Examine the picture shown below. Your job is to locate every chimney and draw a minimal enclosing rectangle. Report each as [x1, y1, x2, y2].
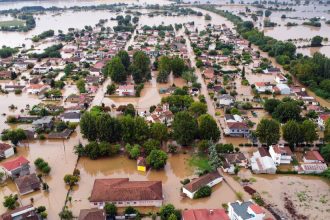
[209, 209, 213, 215]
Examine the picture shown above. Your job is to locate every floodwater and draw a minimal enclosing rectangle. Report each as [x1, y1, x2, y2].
[0, 0, 171, 10]
[70, 154, 239, 216]
[239, 169, 330, 219]
[0, 131, 81, 217]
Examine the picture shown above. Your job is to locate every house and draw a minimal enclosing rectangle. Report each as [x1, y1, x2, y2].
[254, 82, 273, 93]
[0, 205, 38, 220]
[317, 113, 330, 130]
[1, 156, 30, 178]
[224, 114, 243, 123]
[303, 150, 325, 163]
[116, 85, 135, 96]
[137, 157, 147, 172]
[203, 68, 215, 80]
[26, 84, 50, 94]
[219, 94, 235, 106]
[228, 200, 265, 220]
[250, 148, 276, 174]
[272, 84, 290, 95]
[296, 163, 328, 174]
[182, 209, 229, 220]
[15, 173, 41, 195]
[0, 143, 15, 159]
[0, 71, 12, 80]
[224, 122, 249, 137]
[222, 153, 249, 174]
[274, 74, 287, 84]
[78, 209, 106, 220]
[61, 112, 81, 123]
[4, 84, 25, 92]
[147, 104, 174, 126]
[182, 171, 223, 199]
[33, 64, 50, 74]
[269, 145, 293, 165]
[32, 116, 53, 130]
[90, 178, 163, 208]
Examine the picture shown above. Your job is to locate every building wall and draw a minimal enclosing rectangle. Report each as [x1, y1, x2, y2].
[4, 148, 14, 159]
[91, 200, 163, 209]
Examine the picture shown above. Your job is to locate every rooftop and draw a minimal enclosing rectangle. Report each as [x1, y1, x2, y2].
[90, 178, 163, 202]
[183, 209, 229, 220]
[183, 171, 222, 193]
[1, 156, 29, 171]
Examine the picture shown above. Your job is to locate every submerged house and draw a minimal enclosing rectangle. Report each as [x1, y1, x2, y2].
[228, 200, 265, 220]
[182, 171, 223, 199]
[15, 173, 41, 195]
[90, 178, 163, 208]
[1, 156, 30, 178]
[250, 148, 276, 174]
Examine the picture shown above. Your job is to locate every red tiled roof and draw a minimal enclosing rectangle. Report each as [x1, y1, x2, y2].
[90, 178, 163, 202]
[272, 145, 293, 156]
[227, 122, 248, 130]
[1, 156, 29, 171]
[320, 114, 330, 122]
[183, 209, 229, 220]
[304, 151, 324, 163]
[258, 147, 271, 157]
[249, 204, 264, 214]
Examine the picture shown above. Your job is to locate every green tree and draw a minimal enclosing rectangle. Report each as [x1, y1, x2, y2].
[208, 142, 222, 171]
[59, 208, 73, 220]
[130, 51, 151, 83]
[106, 84, 116, 95]
[104, 203, 117, 216]
[117, 50, 130, 70]
[311, 35, 323, 47]
[143, 139, 160, 155]
[150, 122, 168, 143]
[157, 56, 171, 83]
[171, 56, 186, 77]
[188, 102, 207, 117]
[301, 120, 318, 144]
[198, 114, 220, 141]
[321, 144, 330, 162]
[324, 118, 330, 142]
[172, 111, 198, 145]
[3, 194, 18, 210]
[146, 150, 168, 169]
[168, 214, 177, 220]
[80, 112, 98, 141]
[2, 128, 27, 146]
[76, 79, 86, 93]
[193, 185, 212, 199]
[63, 174, 79, 186]
[272, 101, 301, 123]
[96, 113, 122, 143]
[106, 56, 126, 83]
[128, 145, 140, 159]
[265, 10, 272, 17]
[282, 120, 303, 148]
[159, 204, 180, 220]
[256, 119, 280, 146]
[264, 98, 281, 114]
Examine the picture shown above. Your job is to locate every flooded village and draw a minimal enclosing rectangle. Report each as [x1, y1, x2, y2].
[0, 0, 330, 220]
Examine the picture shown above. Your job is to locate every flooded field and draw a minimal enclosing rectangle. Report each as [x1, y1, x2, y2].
[70, 153, 239, 216]
[239, 169, 330, 219]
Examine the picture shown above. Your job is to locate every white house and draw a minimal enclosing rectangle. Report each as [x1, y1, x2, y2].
[275, 74, 288, 84]
[219, 94, 235, 106]
[303, 150, 325, 163]
[182, 171, 223, 199]
[26, 84, 50, 95]
[251, 148, 276, 174]
[224, 114, 243, 123]
[296, 163, 328, 174]
[317, 113, 330, 130]
[0, 143, 14, 159]
[269, 145, 293, 165]
[147, 104, 174, 126]
[273, 84, 290, 95]
[228, 200, 265, 220]
[116, 85, 135, 96]
[60, 112, 81, 123]
[224, 122, 250, 137]
[33, 64, 50, 74]
[254, 82, 273, 93]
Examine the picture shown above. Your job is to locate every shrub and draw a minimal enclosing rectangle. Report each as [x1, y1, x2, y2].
[193, 186, 212, 199]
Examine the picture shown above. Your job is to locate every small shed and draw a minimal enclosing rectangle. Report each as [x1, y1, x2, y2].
[137, 157, 147, 172]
